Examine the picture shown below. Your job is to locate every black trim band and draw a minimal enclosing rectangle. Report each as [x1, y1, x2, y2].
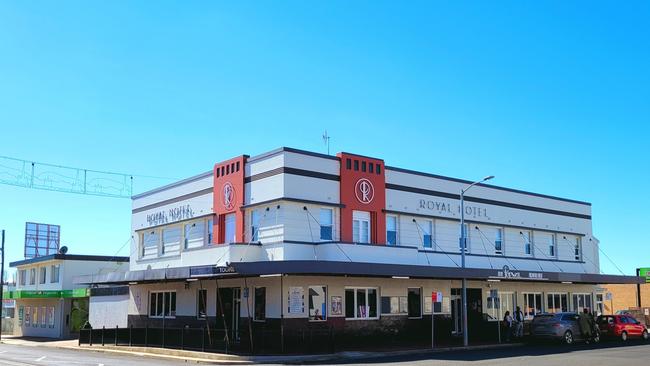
[386, 184, 591, 220]
[245, 167, 339, 183]
[242, 197, 344, 209]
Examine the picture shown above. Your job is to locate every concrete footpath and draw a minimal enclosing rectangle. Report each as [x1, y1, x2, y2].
[0, 336, 524, 364]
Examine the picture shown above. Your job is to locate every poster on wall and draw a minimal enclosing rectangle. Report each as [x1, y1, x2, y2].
[331, 296, 342, 316]
[288, 287, 304, 314]
[424, 296, 432, 314]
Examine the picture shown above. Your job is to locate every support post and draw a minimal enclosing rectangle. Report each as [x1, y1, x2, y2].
[280, 274, 285, 353]
[461, 190, 468, 347]
[101, 326, 105, 346]
[637, 268, 642, 308]
[129, 325, 132, 347]
[0, 230, 5, 342]
[115, 325, 118, 346]
[89, 326, 93, 346]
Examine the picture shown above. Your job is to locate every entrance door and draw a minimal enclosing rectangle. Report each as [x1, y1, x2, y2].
[217, 288, 241, 343]
[451, 290, 462, 335]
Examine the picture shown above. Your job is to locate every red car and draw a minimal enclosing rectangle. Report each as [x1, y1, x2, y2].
[597, 315, 649, 341]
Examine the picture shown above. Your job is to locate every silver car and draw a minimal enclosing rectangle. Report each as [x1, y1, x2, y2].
[530, 312, 599, 344]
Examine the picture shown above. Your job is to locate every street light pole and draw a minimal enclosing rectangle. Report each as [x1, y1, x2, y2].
[461, 175, 494, 347]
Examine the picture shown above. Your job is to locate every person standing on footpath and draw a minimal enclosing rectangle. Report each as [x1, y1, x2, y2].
[514, 306, 525, 339]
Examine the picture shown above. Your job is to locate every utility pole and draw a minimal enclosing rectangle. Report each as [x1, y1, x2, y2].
[0, 230, 5, 341]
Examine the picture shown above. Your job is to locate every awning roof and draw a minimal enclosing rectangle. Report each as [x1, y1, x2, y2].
[74, 260, 643, 286]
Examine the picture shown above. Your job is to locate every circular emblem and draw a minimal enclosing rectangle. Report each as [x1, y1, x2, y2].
[222, 182, 236, 210]
[355, 178, 375, 204]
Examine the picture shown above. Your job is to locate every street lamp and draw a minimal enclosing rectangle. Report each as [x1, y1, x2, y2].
[460, 175, 494, 347]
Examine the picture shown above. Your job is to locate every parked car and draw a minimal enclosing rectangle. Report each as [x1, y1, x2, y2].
[597, 315, 649, 341]
[530, 312, 599, 345]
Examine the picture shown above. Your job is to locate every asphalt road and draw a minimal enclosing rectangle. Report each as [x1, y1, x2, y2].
[1, 341, 650, 365]
[0, 343, 186, 366]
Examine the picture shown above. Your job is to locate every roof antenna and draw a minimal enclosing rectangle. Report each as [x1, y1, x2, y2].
[322, 130, 331, 155]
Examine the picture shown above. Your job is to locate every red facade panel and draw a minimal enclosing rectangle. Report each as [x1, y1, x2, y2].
[337, 153, 386, 244]
[212, 155, 248, 244]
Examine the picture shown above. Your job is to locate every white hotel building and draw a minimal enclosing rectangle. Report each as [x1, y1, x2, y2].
[81, 147, 640, 350]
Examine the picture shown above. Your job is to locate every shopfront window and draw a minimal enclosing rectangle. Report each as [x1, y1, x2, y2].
[308, 286, 327, 321]
[523, 293, 542, 319]
[352, 211, 370, 244]
[345, 287, 378, 319]
[546, 293, 568, 313]
[595, 294, 604, 316]
[39, 267, 46, 284]
[572, 293, 593, 313]
[386, 215, 398, 246]
[487, 291, 515, 321]
[319, 209, 333, 241]
[149, 291, 176, 318]
[381, 296, 407, 315]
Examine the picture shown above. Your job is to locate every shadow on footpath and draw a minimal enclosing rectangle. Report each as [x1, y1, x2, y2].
[300, 340, 650, 365]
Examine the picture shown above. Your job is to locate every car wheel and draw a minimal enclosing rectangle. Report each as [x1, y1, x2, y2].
[621, 331, 628, 341]
[642, 330, 648, 341]
[564, 330, 574, 345]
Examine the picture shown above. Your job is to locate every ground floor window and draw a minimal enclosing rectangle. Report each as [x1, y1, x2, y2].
[308, 286, 327, 321]
[523, 293, 543, 319]
[381, 296, 407, 315]
[254, 287, 266, 321]
[487, 291, 515, 321]
[345, 287, 378, 319]
[149, 291, 177, 318]
[572, 293, 593, 313]
[547, 293, 568, 313]
[25, 306, 31, 327]
[47, 307, 55, 328]
[595, 294, 604, 316]
[408, 288, 422, 318]
[32, 307, 38, 328]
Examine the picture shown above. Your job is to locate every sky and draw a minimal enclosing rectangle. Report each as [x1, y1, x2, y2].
[0, 1, 648, 277]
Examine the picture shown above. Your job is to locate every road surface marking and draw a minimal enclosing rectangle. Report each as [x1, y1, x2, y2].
[35, 356, 46, 362]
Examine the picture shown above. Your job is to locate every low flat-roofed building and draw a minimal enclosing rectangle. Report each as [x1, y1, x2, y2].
[8, 254, 128, 339]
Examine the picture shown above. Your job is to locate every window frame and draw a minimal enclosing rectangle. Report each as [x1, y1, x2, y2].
[319, 208, 334, 241]
[352, 211, 371, 244]
[50, 264, 60, 283]
[487, 291, 515, 322]
[523, 292, 543, 319]
[421, 220, 433, 249]
[39, 267, 46, 284]
[142, 229, 160, 257]
[148, 290, 177, 319]
[161, 225, 182, 255]
[224, 213, 236, 244]
[250, 209, 261, 242]
[19, 269, 26, 286]
[494, 228, 504, 254]
[344, 287, 379, 320]
[572, 293, 593, 313]
[549, 234, 556, 257]
[29, 268, 36, 285]
[183, 219, 206, 250]
[574, 237, 582, 261]
[546, 292, 569, 313]
[523, 231, 533, 256]
[386, 215, 398, 246]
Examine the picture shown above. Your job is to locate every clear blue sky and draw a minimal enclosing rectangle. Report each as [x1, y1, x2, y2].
[0, 1, 648, 276]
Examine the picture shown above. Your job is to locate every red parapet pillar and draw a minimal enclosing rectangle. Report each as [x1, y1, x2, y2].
[337, 152, 386, 245]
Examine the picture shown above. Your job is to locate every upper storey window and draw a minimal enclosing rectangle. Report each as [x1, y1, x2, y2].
[225, 213, 236, 244]
[386, 215, 398, 246]
[319, 208, 333, 241]
[420, 220, 433, 248]
[574, 237, 581, 261]
[143, 230, 159, 257]
[495, 228, 503, 254]
[522, 231, 533, 256]
[251, 209, 261, 242]
[352, 211, 370, 244]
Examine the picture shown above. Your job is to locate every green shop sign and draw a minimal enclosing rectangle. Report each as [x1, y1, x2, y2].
[639, 268, 650, 283]
[3, 288, 89, 299]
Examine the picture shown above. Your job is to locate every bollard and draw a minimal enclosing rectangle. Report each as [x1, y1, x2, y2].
[180, 327, 184, 350]
[145, 325, 148, 347]
[115, 325, 119, 346]
[129, 325, 132, 347]
[89, 326, 93, 346]
[101, 326, 105, 346]
[201, 326, 205, 352]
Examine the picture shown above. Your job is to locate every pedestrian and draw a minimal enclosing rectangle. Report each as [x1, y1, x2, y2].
[514, 306, 525, 339]
[503, 310, 513, 342]
[579, 308, 593, 342]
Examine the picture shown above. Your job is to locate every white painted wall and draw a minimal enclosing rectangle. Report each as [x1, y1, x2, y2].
[89, 295, 129, 328]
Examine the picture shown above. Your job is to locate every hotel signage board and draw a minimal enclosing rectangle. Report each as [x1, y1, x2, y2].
[489, 265, 548, 281]
[146, 204, 195, 226]
[190, 265, 236, 277]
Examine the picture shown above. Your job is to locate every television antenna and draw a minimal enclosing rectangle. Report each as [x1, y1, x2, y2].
[322, 131, 331, 155]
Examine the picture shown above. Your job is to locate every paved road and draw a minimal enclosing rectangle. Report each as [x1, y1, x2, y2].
[313, 341, 650, 366]
[1, 341, 650, 365]
[0, 343, 186, 366]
